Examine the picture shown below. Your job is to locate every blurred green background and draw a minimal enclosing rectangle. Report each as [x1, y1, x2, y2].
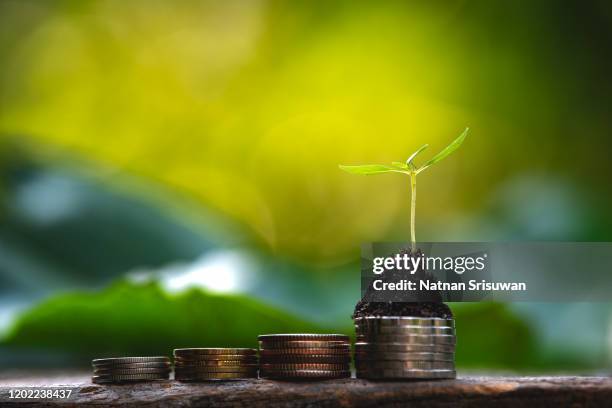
[1, 0, 611, 371]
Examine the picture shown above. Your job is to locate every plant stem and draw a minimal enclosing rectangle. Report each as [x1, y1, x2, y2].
[410, 171, 417, 252]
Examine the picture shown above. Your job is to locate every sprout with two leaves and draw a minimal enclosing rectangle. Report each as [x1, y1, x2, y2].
[339, 128, 469, 252]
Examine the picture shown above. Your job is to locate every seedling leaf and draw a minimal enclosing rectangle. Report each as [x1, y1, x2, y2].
[416, 128, 468, 174]
[406, 144, 429, 170]
[338, 164, 407, 175]
[337, 127, 469, 250]
[391, 161, 409, 169]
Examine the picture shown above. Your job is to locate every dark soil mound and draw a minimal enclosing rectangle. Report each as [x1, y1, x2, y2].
[352, 300, 453, 319]
[353, 247, 453, 319]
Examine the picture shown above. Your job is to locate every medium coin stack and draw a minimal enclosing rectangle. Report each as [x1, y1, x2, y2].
[355, 316, 456, 379]
[258, 334, 351, 379]
[174, 348, 258, 381]
[91, 356, 171, 384]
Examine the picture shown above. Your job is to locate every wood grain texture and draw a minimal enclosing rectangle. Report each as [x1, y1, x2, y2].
[1, 375, 612, 407]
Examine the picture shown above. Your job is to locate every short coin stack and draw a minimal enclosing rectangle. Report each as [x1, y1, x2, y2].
[258, 334, 351, 379]
[174, 348, 258, 381]
[355, 316, 456, 379]
[91, 356, 171, 384]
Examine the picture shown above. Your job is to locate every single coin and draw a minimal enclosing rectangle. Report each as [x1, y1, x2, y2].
[92, 361, 172, 370]
[174, 365, 257, 372]
[354, 316, 454, 327]
[174, 364, 257, 370]
[174, 353, 257, 359]
[93, 368, 171, 376]
[174, 355, 257, 362]
[175, 372, 257, 381]
[259, 348, 350, 356]
[92, 357, 170, 366]
[260, 363, 348, 371]
[92, 373, 169, 383]
[260, 355, 350, 364]
[356, 334, 456, 345]
[356, 321, 454, 331]
[175, 366, 257, 374]
[175, 361, 257, 367]
[355, 342, 455, 353]
[355, 325, 455, 336]
[174, 360, 257, 367]
[356, 368, 456, 379]
[259, 341, 350, 349]
[356, 360, 454, 370]
[174, 359, 257, 367]
[354, 351, 454, 362]
[174, 348, 256, 356]
[258, 334, 349, 342]
[259, 369, 350, 379]
[174, 359, 259, 367]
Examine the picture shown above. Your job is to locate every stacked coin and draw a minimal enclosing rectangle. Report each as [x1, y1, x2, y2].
[258, 334, 351, 379]
[91, 356, 171, 384]
[174, 348, 258, 381]
[355, 316, 456, 379]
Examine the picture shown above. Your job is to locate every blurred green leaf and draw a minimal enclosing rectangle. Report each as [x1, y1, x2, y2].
[453, 303, 537, 369]
[2, 280, 336, 357]
[417, 128, 469, 174]
[338, 164, 407, 175]
[391, 161, 409, 169]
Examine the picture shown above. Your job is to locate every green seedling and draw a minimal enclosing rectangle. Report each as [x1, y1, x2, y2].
[339, 128, 469, 252]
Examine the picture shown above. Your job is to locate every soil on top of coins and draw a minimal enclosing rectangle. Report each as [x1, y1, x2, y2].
[352, 247, 453, 319]
[352, 300, 453, 319]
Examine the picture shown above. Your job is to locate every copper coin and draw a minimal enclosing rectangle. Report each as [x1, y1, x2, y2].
[175, 372, 257, 381]
[258, 334, 349, 342]
[260, 363, 348, 371]
[259, 341, 349, 349]
[259, 369, 350, 379]
[259, 355, 350, 364]
[259, 348, 350, 356]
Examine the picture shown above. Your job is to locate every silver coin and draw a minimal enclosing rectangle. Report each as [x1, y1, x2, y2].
[354, 316, 454, 327]
[356, 325, 455, 336]
[92, 373, 169, 383]
[92, 357, 170, 366]
[356, 334, 456, 345]
[355, 351, 454, 362]
[356, 360, 455, 370]
[93, 368, 172, 376]
[356, 368, 456, 379]
[92, 361, 171, 369]
[356, 321, 454, 331]
[355, 322, 454, 332]
[355, 342, 455, 353]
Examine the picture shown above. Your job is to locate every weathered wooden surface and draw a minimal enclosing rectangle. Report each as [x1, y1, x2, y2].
[1, 373, 612, 407]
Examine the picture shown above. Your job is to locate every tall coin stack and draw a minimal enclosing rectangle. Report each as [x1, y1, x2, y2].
[258, 334, 351, 379]
[91, 356, 171, 384]
[354, 316, 456, 379]
[174, 348, 258, 381]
